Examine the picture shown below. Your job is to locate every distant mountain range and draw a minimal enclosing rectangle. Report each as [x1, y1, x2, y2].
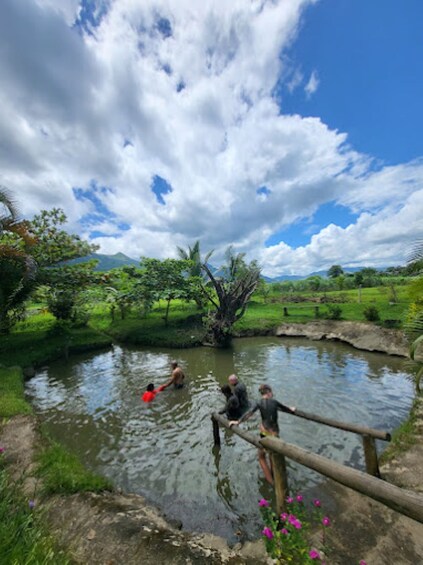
[69, 253, 390, 280]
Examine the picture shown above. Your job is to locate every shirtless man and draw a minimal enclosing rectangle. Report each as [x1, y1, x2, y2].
[161, 360, 185, 390]
[229, 384, 295, 485]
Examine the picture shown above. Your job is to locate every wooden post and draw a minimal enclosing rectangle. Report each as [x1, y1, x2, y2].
[362, 435, 381, 478]
[271, 451, 289, 514]
[212, 416, 221, 447]
[283, 307, 289, 316]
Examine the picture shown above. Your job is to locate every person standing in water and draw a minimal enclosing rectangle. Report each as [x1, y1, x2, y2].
[228, 374, 249, 414]
[218, 384, 241, 419]
[161, 360, 185, 390]
[229, 384, 296, 485]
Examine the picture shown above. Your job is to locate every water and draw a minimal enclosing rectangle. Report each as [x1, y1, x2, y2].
[26, 337, 414, 542]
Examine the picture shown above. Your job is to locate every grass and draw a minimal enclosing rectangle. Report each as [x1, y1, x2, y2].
[0, 454, 70, 565]
[0, 367, 32, 418]
[380, 395, 422, 463]
[36, 439, 112, 495]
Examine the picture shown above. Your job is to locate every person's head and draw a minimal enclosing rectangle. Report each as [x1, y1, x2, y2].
[228, 374, 238, 386]
[220, 384, 232, 398]
[171, 360, 178, 369]
[259, 384, 273, 397]
[146, 383, 155, 392]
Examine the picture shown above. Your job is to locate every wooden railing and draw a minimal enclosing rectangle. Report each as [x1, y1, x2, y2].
[211, 412, 423, 524]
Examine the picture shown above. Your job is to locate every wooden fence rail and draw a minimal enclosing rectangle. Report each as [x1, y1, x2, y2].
[211, 413, 423, 524]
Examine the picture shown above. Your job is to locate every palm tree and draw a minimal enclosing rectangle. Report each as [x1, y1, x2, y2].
[176, 240, 213, 308]
[0, 187, 37, 332]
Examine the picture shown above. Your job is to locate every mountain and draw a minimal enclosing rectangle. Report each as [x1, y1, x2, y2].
[67, 252, 139, 271]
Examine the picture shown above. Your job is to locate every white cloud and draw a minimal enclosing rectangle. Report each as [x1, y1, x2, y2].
[304, 69, 319, 97]
[1, 0, 422, 276]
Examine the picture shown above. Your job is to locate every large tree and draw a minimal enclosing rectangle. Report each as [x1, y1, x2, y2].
[201, 246, 261, 347]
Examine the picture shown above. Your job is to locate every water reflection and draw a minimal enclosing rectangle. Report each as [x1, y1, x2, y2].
[25, 337, 414, 542]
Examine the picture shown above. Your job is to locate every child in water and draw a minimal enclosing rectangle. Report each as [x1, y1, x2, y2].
[141, 383, 165, 403]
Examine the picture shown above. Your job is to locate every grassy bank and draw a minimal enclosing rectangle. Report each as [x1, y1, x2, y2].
[380, 395, 422, 464]
[0, 366, 110, 564]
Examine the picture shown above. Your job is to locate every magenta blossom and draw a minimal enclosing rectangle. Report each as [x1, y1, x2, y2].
[359, 562, 367, 565]
[280, 528, 289, 535]
[286, 496, 294, 504]
[322, 516, 331, 527]
[262, 527, 274, 539]
[288, 514, 297, 524]
[309, 549, 321, 560]
[296, 494, 303, 502]
[280, 512, 288, 521]
[258, 498, 269, 507]
[313, 499, 321, 507]
[0, 447, 5, 454]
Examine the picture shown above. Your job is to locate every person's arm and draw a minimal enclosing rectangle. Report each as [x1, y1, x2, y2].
[229, 403, 258, 426]
[160, 375, 175, 390]
[276, 400, 296, 414]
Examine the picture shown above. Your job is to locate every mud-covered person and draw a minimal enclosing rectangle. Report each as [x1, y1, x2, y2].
[228, 373, 249, 414]
[229, 384, 296, 484]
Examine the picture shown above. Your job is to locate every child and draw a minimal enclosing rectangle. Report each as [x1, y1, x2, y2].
[141, 383, 165, 403]
[229, 384, 296, 484]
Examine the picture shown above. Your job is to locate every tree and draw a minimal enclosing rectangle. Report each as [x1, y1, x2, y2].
[176, 240, 213, 309]
[201, 247, 261, 347]
[405, 240, 423, 393]
[126, 258, 199, 325]
[327, 265, 344, 278]
[0, 188, 38, 332]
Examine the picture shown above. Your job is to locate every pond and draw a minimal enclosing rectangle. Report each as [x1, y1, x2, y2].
[26, 337, 414, 543]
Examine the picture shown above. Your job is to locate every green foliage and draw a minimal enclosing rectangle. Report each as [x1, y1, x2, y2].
[327, 265, 344, 278]
[363, 305, 380, 322]
[325, 304, 342, 320]
[0, 367, 32, 418]
[0, 455, 70, 564]
[259, 495, 329, 564]
[36, 441, 112, 495]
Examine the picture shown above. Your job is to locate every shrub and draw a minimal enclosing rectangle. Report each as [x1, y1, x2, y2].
[325, 305, 342, 320]
[363, 305, 380, 321]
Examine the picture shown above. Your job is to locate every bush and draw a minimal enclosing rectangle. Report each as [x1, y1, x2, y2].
[383, 319, 401, 329]
[325, 305, 342, 320]
[363, 305, 380, 322]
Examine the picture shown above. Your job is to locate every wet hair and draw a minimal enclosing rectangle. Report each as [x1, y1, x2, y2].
[259, 384, 272, 395]
[146, 383, 155, 392]
[220, 384, 232, 396]
[171, 360, 178, 368]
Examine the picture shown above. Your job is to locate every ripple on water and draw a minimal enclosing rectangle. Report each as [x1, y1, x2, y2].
[25, 337, 414, 541]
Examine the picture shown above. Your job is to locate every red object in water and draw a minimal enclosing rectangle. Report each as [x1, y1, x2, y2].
[141, 390, 157, 403]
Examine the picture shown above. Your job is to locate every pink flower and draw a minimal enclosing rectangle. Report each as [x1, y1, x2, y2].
[359, 562, 367, 565]
[293, 520, 302, 529]
[296, 494, 303, 502]
[313, 499, 321, 507]
[288, 514, 297, 524]
[262, 527, 274, 539]
[0, 447, 5, 454]
[286, 496, 294, 504]
[322, 516, 331, 527]
[280, 528, 289, 535]
[280, 512, 288, 521]
[309, 549, 321, 560]
[258, 498, 269, 507]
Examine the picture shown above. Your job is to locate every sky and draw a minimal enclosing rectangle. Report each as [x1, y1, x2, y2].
[1, 0, 422, 277]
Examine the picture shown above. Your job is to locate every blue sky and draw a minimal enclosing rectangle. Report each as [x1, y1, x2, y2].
[1, 0, 422, 276]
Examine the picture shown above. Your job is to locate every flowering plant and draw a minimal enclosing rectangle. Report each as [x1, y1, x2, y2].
[259, 495, 329, 564]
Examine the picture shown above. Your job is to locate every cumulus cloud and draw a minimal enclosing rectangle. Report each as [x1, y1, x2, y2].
[0, 0, 422, 275]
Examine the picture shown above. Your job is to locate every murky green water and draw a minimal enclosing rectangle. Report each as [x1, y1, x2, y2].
[26, 337, 414, 542]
